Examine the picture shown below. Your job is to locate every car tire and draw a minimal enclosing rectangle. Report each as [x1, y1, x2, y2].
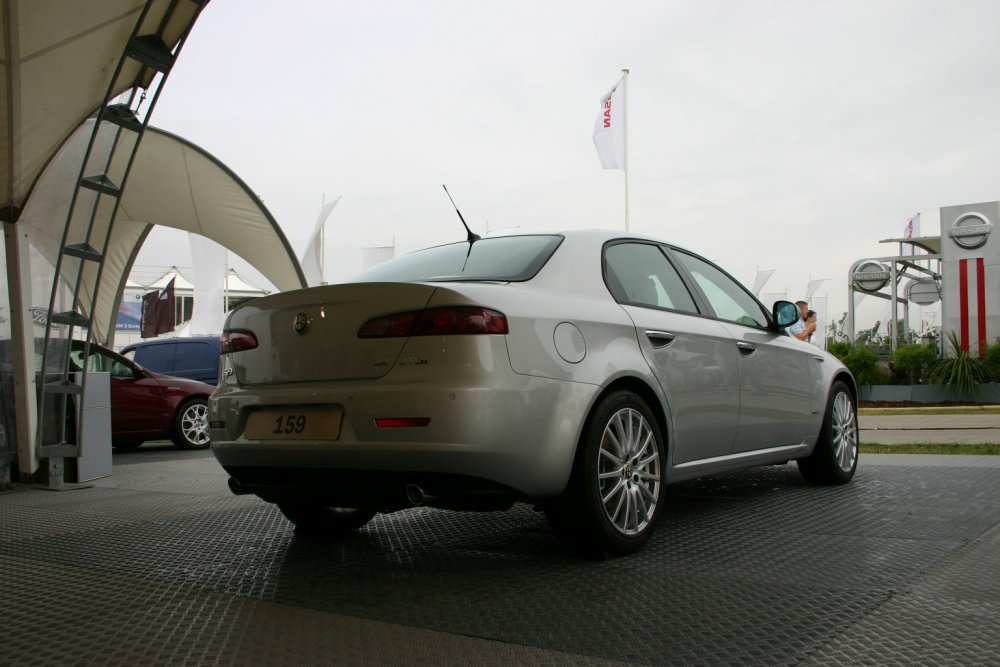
[546, 390, 665, 557]
[277, 504, 377, 535]
[798, 380, 859, 485]
[171, 398, 211, 450]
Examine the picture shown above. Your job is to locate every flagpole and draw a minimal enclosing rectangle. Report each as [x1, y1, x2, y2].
[622, 68, 630, 232]
[320, 193, 326, 285]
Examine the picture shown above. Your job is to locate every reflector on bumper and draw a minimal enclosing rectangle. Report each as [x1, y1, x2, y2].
[374, 418, 431, 428]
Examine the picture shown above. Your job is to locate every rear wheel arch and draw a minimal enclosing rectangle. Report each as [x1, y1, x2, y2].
[548, 383, 668, 556]
[581, 377, 668, 457]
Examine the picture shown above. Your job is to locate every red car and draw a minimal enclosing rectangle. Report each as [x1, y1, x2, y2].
[69, 341, 214, 450]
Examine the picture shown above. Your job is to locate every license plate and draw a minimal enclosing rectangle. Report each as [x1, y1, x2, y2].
[245, 407, 343, 441]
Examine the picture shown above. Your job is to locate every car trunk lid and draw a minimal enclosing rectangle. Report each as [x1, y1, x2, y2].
[224, 283, 438, 385]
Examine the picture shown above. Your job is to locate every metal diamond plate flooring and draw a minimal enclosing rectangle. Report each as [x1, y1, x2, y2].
[1, 450, 998, 666]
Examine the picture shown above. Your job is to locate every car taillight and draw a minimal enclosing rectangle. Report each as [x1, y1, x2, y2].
[358, 306, 508, 338]
[374, 418, 431, 427]
[221, 330, 258, 353]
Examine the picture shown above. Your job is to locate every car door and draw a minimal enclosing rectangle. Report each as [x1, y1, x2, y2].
[73, 346, 168, 436]
[671, 250, 814, 451]
[604, 242, 741, 464]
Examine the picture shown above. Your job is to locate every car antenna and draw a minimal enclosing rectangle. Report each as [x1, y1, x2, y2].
[442, 184, 480, 243]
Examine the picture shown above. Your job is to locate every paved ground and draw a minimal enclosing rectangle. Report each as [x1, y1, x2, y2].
[1, 447, 998, 666]
[860, 412, 1000, 444]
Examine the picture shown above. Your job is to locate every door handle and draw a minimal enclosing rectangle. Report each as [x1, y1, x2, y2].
[736, 341, 756, 356]
[645, 330, 676, 348]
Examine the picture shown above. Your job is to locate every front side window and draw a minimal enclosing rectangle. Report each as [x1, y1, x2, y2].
[604, 243, 699, 314]
[71, 348, 135, 378]
[348, 235, 563, 283]
[674, 251, 769, 328]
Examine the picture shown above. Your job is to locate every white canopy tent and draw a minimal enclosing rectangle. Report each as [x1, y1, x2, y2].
[20, 121, 306, 345]
[0, 1, 307, 484]
[0, 0, 201, 221]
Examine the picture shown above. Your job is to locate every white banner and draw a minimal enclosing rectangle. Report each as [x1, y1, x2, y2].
[362, 245, 395, 270]
[901, 213, 921, 256]
[593, 76, 625, 169]
[189, 234, 226, 335]
[751, 269, 775, 296]
[805, 278, 829, 301]
[301, 195, 341, 286]
[759, 292, 786, 308]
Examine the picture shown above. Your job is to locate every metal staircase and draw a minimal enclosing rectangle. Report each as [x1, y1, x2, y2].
[36, 0, 208, 488]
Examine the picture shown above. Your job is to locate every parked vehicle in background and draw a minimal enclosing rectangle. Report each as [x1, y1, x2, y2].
[121, 335, 221, 385]
[72, 341, 214, 450]
[210, 229, 859, 556]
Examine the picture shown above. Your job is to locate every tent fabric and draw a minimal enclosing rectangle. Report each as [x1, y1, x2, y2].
[145, 267, 269, 297]
[21, 120, 306, 344]
[0, 0, 200, 218]
[147, 268, 195, 291]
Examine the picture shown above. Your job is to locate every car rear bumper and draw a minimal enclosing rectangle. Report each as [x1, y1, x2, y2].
[209, 374, 599, 501]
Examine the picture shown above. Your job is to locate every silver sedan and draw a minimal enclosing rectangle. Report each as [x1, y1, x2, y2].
[209, 230, 858, 556]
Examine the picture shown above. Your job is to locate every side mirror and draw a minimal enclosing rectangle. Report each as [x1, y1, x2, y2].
[773, 300, 800, 328]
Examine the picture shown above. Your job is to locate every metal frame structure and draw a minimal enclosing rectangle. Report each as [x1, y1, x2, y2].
[31, 0, 208, 488]
[847, 239, 942, 355]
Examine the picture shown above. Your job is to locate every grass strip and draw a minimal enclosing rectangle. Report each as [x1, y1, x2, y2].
[860, 406, 1000, 416]
[860, 443, 1000, 455]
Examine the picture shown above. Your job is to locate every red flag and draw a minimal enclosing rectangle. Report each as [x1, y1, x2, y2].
[155, 278, 176, 336]
[139, 278, 176, 338]
[140, 290, 160, 338]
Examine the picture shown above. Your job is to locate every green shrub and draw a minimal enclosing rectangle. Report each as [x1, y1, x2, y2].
[984, 338, 1000, 379]
[843, 345, 881, 385]
[892, 343, 938, 384]
[929, 331, 996, 396]
[827, 340, 851, 361]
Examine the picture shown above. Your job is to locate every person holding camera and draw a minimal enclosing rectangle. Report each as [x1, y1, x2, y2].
[788, 300, 818, 344]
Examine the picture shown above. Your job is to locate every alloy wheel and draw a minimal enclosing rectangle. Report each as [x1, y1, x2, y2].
[831, 391, 858, 473]
[180, 402, 210, 447]
[597, 407, 661, 536]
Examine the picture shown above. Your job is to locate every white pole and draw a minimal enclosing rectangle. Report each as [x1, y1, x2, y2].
[622, 68, 630, 232]
[320, 193, 326, 285]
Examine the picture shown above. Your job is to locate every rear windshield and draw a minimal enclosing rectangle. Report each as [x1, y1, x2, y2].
[348, 235, 563, 283]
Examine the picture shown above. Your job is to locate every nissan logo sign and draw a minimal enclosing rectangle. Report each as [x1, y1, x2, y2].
[948, 212, 993, 249]
[852, 261, 891, 293]
[906, 280, 940, 306]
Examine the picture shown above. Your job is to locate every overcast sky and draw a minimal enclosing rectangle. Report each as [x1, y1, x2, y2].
[142, 0, 1000, 331]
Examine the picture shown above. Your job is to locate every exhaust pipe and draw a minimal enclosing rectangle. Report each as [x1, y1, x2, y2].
[227, 477, 247, 495]
[406, 483, 437, 507]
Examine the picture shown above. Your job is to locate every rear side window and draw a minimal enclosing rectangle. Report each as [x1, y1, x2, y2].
[604, 242, 699, 314]
[348, 235, 563, 283]
[173, 342, 215, 372]
[136, 343, 175, 371]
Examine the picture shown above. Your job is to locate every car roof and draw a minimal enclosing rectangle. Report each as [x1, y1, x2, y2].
[121, 336, 219, 351]
[487, 228, 665, 244]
